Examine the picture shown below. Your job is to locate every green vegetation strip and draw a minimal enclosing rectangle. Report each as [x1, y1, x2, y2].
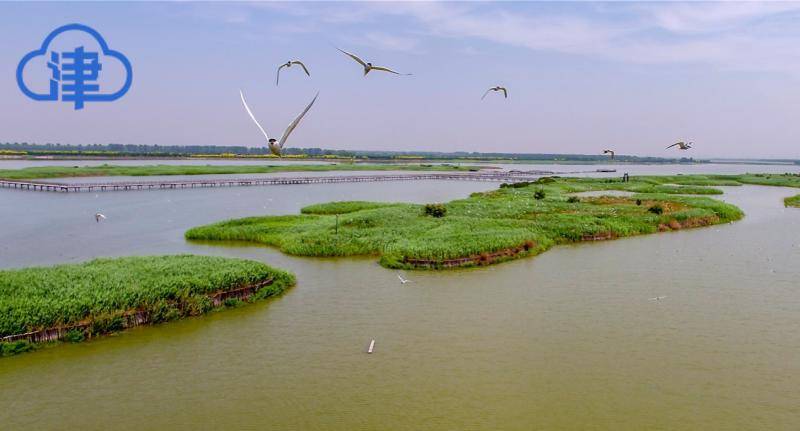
[0, 163, 482, 180]
[185, 176, 744, 270]
[625, 173, 800, 207]
[0, 255, 295, 356]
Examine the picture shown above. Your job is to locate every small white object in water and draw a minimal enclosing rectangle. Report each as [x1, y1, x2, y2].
[367, 339, 375, 354]
[397, 274, 411, 284]
[94, 213, 106, 223]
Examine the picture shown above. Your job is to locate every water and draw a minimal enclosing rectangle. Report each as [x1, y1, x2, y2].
[1, 170, 799, 429]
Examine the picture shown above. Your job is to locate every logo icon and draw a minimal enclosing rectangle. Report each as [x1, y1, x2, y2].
[17, 24, 132, 110]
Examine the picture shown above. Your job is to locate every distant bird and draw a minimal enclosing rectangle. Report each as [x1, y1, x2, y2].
[276, 60, 310, 86]
[397, 274, 412, 284]
[239, 90, 319, 157]
[666, 141, 693, 150]
[94, 213, 106, 223]
[649, 296, 668, 301]
[481, 86, 508, 100]
[336, 48, 411, 76]
[603, 149, 615, 160]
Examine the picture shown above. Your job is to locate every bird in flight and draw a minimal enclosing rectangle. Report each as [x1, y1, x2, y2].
[397, 274, 412, 284]
[336, 48, 411, 76]
[276, 60, 310, 86]
[481, 86, 508, 100]
[95, 213, 106, 223]
[649, 296, 668, 301]
[239, 90, 319, 157]
[666, 141, 693, 150]
[603, 149, 615, 160]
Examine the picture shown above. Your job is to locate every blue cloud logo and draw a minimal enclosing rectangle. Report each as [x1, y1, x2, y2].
[16, 23, 133, 110]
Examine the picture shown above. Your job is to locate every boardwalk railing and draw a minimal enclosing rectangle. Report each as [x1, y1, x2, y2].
[0, 172, 554, 193]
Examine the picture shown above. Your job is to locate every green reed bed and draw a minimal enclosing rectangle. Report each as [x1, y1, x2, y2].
[785, 195, 800, 208]
[0, 163, 483, 180]
[0, 255, 295, 356]
[186, 176, 744, 270]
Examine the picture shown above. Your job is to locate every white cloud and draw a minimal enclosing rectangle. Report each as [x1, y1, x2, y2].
[358, 1, 800, 74]
[223, 1, 800, 74]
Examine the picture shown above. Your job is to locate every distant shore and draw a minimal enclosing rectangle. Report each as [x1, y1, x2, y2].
[0, 163, 484, 180]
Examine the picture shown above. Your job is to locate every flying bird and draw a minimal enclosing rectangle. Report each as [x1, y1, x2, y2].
[336, 48, 411, 76]
[94, 213, 106, 223]
[481, 86, 508, 100]
[603, 149, 615, 160]
[276, 60, 310, 86]
[666, 141, 693, 150]
[397, 274, 412, 284]
[239, 90, 319, 157]
[649, 296, 668, 301]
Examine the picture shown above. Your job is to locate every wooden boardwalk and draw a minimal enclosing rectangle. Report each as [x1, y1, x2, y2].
[0, 171, 552, 193]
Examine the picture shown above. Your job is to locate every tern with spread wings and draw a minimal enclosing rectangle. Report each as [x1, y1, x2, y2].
[276, 60, 310, 86]
[482, 86, 508, 100]
[239, 90, 319, 157]
[667, 141, 693, 150]
[336, 48, 411, 76]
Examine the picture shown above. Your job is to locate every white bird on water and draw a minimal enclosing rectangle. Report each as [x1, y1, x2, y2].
[94, 213, 106, 223]
[481, 86, 508, 100]
[276, 60, 310, 86]
[397, 274, 412, 284]
[649, 296, 668, 301]
[336, 48, 411, 76]
[239, 90, 319, 157]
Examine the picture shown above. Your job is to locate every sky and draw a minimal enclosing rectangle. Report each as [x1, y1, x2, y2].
[2, 1, 800, 158]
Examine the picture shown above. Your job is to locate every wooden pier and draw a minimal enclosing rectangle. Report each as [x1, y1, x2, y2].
[0, 172, 549, 193]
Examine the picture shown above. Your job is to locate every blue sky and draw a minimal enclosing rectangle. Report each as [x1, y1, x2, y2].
[2, 1, 800, 158]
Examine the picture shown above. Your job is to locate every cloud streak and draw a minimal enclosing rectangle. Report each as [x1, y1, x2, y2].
[254, 1, 800, 74]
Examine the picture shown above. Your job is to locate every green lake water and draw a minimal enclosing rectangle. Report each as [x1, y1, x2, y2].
[1, 173, 799, 430]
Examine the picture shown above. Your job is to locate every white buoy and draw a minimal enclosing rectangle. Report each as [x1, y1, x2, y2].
[367, 339, 375, 354]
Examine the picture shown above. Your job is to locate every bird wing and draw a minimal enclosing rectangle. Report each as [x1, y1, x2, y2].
[239, 90, 271, 142]
[666, 142, 680, 149]
[397, 274, 403, 282]
[337, 48, 366, 67]
[370, 65, 402, 75]
[500, 87, 508, 98]
[276, 63, 287, 86]
[278, 92, 319, 148]
[481, 88, 492, 100]
[291, 60, 311, 76]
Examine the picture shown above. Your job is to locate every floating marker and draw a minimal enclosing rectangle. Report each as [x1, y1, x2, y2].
[367, 339, 375, 354]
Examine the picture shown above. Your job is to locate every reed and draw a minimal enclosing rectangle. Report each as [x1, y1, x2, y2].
[0, 255, 295, 354]
[186, 176, 744, 269]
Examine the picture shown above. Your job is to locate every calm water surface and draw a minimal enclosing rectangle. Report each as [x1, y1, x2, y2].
[0, 172, 799, 430]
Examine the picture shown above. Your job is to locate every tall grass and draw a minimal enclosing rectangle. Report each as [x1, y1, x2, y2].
[186, 176, 744, 269]
[0, 163, 483, 180]
[0, 255, 294, 338]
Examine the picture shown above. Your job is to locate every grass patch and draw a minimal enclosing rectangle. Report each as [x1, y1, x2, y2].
[186, 176, 744, 270]
[301, 201, 402, 215]
[0, 255, 295, 355]
[0, 163, 484, 180]
[785, 195, 800, 208]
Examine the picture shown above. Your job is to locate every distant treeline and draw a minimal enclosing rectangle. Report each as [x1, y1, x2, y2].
[0, 142, 701, 163]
